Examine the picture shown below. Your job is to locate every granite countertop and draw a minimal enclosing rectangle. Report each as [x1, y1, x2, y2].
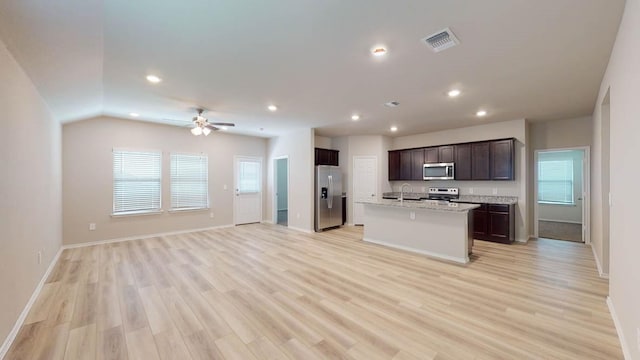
[382, 192, 428, 200]
[451, 195, 518, 205]
[359, 199, 480, 212]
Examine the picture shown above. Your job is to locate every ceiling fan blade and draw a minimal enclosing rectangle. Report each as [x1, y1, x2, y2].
[205, 124, 220, 131]
[209, 122, 235, 127]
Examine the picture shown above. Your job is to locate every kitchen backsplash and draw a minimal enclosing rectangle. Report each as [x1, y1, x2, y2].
[389, 180, 521, 197]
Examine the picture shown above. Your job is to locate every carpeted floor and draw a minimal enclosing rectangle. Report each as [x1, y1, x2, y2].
[538, 220, 583, 242]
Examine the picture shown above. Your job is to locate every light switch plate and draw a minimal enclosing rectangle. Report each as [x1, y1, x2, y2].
[223, 184, 228, 190]
[89, 223, 96, 231]
[410, 211, 416, 220]
[469, 188, 474, 194]
[492, 188, 498, 195]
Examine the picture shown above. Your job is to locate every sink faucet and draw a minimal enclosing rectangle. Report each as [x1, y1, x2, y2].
[399, 183, 413, 202]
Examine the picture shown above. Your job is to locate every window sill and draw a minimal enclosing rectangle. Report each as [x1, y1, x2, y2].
[168, 207, 210, 213]
[111, 210, 164, 217]
[538, 202, 576, 207]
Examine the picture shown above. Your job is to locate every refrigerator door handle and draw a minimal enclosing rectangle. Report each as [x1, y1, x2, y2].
[328, 175, 333, 209]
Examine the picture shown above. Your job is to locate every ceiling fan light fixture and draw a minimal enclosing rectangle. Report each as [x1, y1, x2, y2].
[202, 127, 211, 136]
[191, 126, 203, 136]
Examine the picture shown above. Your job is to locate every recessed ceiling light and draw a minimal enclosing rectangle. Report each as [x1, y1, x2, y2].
[351, 114, 360, 121]
[371, 46, 388, 57]
[448, 89, 461, 97]
[384, 101, 400, 108]
[390, 126, 398, 132]
[146, 75, 162, 83]
[476, 110, 487, 117]
[268, 105, 278, 112]
[129, 112, 140, 117]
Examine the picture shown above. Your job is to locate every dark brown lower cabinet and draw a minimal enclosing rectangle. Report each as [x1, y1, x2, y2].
[465, 203, 515, 243]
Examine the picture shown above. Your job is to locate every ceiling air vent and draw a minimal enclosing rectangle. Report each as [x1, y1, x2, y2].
[422, 28, 460, 53]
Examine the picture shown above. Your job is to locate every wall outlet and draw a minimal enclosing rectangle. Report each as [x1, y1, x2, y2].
[37, 251, 42, 265]
[89, 223, 96, 231]
[469, 188, 474, 194]
[409, 211, 416, 220]
[492, 188, 498, 195]
[209, 212, 215, 219]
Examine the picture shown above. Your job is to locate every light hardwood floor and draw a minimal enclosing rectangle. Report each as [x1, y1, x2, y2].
[6, 224, 622, 359]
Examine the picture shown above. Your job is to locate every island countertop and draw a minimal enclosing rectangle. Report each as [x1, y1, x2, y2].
[358, 199, 480, 212]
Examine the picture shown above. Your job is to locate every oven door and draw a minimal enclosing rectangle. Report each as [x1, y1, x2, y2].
[423, 163, 455, 180]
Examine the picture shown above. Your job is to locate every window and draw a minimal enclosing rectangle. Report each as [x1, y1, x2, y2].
[171, 153, 209, 210]
[538, 159, 574, 204]
[113, 150, 162, 215]
[238, 159, 260, 193]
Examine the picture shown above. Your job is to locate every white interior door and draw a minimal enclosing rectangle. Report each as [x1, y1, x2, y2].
[353, 156, 377, 225]
[234, 156, 262, 225]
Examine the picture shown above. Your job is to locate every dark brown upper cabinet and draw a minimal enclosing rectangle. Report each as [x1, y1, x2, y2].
[438, 146, 455, 163]
[490, 139, 514, 180]
[388, 151, 401, 181]
[424, 148, 439, 164]
[400, 150, 412, 180]
[410, 149, 425, 180]
[315, 148, 339, 166]
[387, 138, 515, 181]
[454, 144, 472, 180]
[471, 142, 491, 180]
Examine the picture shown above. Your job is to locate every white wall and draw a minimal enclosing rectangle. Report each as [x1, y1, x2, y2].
[63, 116, 268, 245]
[391, 119, 528, 242]
[267, 128, 314, 232]
[592, 0, 640, 357]
[537, 150, 584, 224]
[314, 135, 332, 149]
[0, 39, 62, 348]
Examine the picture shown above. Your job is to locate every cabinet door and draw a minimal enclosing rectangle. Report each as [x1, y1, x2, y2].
[411, 149, 425, 180]
[489, 211, 510, 242]
[388, 151, 401, 181]
[400, 150, 412, 180]
[329, 150, 339, 166]
[424, 148, 439, 163]
[438, 146, 455, 163]
[472, 142, 491, 180]
[490, 139, 514, 180]
[473, 208, 488, 237]
[454, 144, 472, 180]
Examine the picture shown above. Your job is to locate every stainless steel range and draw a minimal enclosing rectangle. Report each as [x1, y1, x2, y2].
[427, 187, 459, 201]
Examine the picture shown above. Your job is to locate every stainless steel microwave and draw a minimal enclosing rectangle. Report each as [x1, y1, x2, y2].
[423, 162, 455, 180]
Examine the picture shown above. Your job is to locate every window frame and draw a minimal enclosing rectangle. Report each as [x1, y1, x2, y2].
[112, 148, 163, 216]
[169, 152, 210, 212]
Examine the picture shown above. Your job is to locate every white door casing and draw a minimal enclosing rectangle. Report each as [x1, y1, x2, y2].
[353, 156, 377, 225]
[234, 156, 262, 225]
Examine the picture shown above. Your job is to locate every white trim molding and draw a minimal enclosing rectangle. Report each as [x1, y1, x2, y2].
[607, 297, 632, 359]
[0, 247, 63, 359]
[287, 226, 313, 234]
[591, 243, 609, 279]
[63, 224, 234, 249]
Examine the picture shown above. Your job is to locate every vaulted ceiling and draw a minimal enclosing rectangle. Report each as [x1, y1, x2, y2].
[0, 0, 624, 137]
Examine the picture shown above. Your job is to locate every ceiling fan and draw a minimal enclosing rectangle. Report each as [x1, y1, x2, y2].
[189, 108, 235, 136]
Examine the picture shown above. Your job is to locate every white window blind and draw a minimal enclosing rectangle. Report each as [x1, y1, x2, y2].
[538, 159, 574, 204]
[171, 153, 209, 210]
[113, 150, 162, 214]
[238, 160, 260, 193]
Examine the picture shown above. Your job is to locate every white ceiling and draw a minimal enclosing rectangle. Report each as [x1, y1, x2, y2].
[0, 0, 624, 137]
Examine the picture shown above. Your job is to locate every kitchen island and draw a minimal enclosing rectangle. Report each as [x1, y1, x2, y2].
[359, 199, 480, 264]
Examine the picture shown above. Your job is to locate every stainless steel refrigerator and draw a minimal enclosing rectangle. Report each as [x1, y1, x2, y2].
[315, 165, 343, 231]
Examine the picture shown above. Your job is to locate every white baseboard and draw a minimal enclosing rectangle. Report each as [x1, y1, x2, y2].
[0, 246, 63, 359]
[607, 297, 632, 359]
[63, 224, 235, 249]
[287, 226, 312, 234]
[591, 243, 609, 278]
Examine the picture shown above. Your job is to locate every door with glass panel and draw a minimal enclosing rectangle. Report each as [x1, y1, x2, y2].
[234, 156, 262, 225]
